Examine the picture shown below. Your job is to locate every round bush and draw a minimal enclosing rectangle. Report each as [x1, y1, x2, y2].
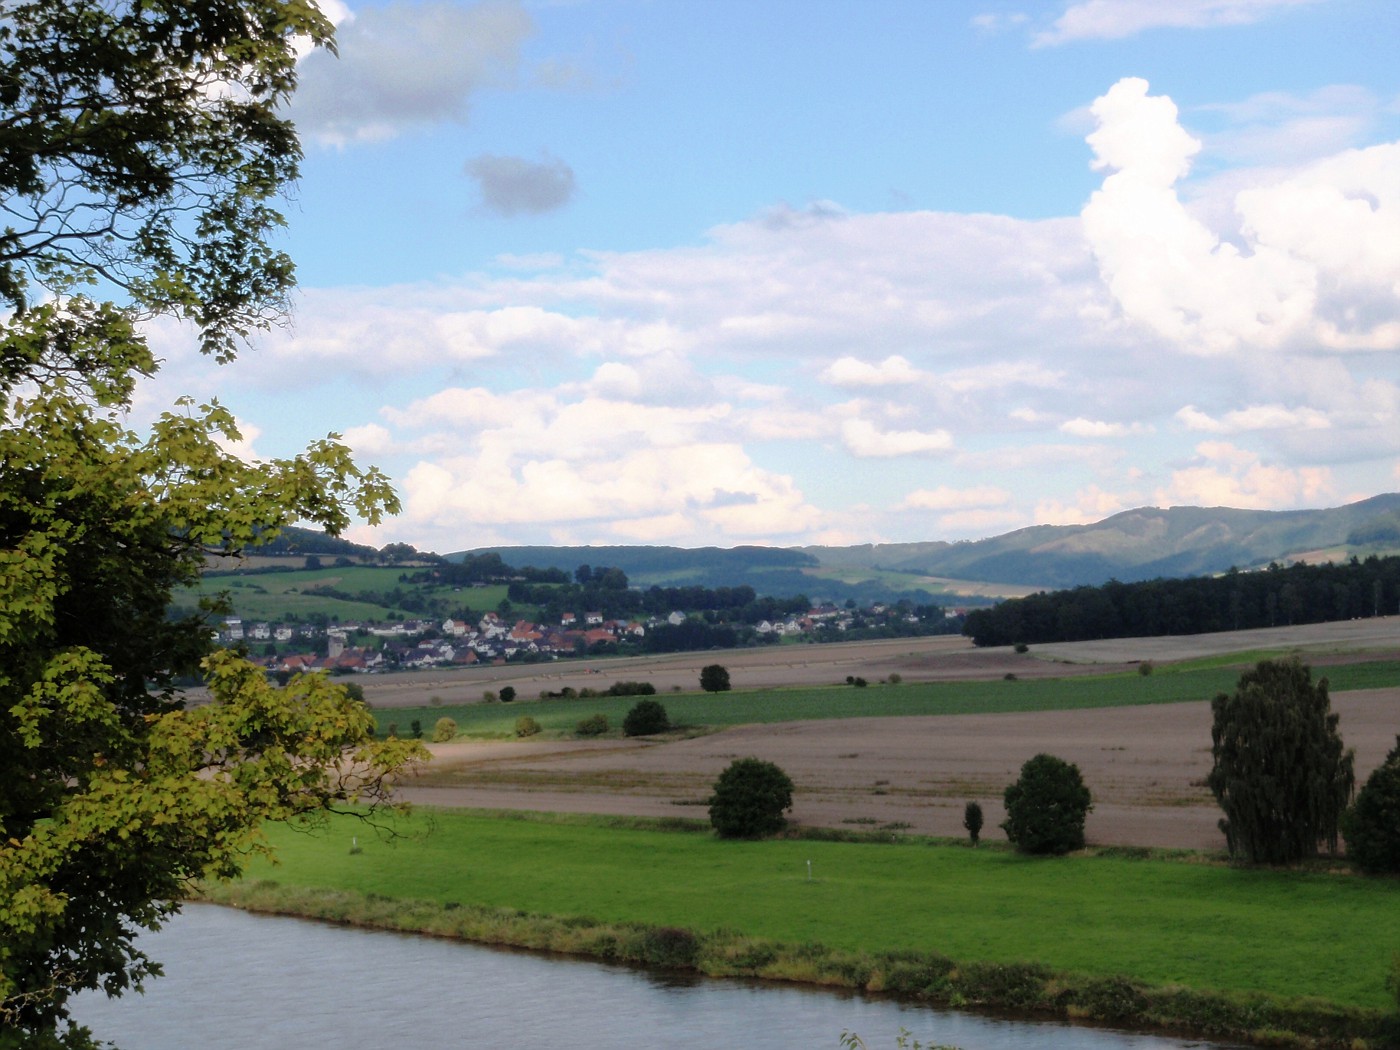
[1001, 753, 1093, 855]
[575, 713, 609, 737]
[1343, 736, 1400, 874]
[430, 716, 457, 743]
[514, 715, 541, 738]
[709, 758, 794, 839]
[499, 685, 516, 703]
[622, 698, 670, 737]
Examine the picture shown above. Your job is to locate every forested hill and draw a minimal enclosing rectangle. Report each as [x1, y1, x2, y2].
[801, 493, 1400, 588]
[452, 544, 819, 591]
[458, 494, 1400, 598]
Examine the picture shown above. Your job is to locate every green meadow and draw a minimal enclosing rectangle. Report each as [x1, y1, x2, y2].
[236, 809, 1400, 1013]
[377, 659, 1400, 739]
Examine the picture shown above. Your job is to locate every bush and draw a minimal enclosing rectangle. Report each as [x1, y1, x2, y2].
[709, 758, 794, 838]
[575, 713, 609, 737]
[1342, 735, 1400, 873]
[499, 685, 516, 703]
[409, 719, 422, 739]
[963, 801, 984, 846]
[699, 663, 731, 693]
[622, 699, 670, 737]
[608, 681, 656, 696]
[1001, 753, 1092, 855]
[514, 716, 541, 738]
[1138, 661, 1154, 676]
[430, 717, 457, 742]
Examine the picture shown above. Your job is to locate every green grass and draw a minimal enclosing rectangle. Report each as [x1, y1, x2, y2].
[242, 809, 1400, 1012]
[188, 566, 521, 622]
[377, 660, 1400, 738]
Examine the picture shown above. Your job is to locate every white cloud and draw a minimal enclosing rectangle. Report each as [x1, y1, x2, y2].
[213, 417, 263, 463]
[841, 419, 954, 457]
[1175, 403, 1332, 432]
[1081, 77, 1400, 356]
[1156, 441, 1334, 507]
[899, 485, 1012, 511]
[820, 354, 926, 387]
[1034, 0, 1320, 47]
[1058, 417, 1149, 437]
[1033, 484, 1138, 524]
[294, 1, 535, 146]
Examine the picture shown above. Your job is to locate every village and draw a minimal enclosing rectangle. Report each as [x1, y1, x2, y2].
[218, 601, 948, 677]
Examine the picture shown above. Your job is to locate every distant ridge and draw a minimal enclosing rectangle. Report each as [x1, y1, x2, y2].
[455, 494, 1400, 601]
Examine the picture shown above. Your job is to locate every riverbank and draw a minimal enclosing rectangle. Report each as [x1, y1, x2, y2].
[199, 810, 1400, 1049]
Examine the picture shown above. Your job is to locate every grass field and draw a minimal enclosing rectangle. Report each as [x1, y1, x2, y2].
[375, 659, 1400, 739]
[188, 567, 520, 622]
[239, 809, 1400, 1013]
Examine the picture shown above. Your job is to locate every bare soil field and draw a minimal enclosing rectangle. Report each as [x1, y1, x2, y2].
[393, 618, 1400, 851]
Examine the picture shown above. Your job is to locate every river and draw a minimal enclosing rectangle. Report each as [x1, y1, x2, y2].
[68, 905, 1251, 1049]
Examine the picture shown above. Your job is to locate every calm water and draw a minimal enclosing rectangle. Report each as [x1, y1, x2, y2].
[72, 905, 1241, 1049]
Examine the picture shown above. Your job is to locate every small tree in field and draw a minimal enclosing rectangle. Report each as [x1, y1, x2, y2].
[709, 758, 793, 838]
[1208, 657, 1354, 864]
[700, 664, 731, 693]
[623, 699, 670, 737]
[499, 685, 516, 703]
[1001, 754, 1092, 855]
[963, 801, 984, 846]
[1342, 735, 1400, 874]
[431, 717, 457, 743]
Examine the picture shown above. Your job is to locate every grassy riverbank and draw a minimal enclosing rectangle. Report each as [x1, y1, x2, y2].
[204, 809, 1400, 1048]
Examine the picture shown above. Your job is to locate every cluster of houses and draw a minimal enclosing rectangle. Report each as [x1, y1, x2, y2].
[221, 602, 939, 676]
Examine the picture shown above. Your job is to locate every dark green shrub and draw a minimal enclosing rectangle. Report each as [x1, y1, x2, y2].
[385, 722, 399, 738]
[409, 719, 422, 739]
[640, 926, 699, 968]
[608, 681, 656, 696]
[1001, 753, 1092, 855]
[514, 715, 541, 738]
[430, 717, 457, 742]
[709, 757, 793, 838]
[499, 685, 516, 703]
[622, 699, 670, 737]
[963, 801, 983, 846]
[1138, 660, 1154, 676]
[1342, 735, 1400, 873]
[575, 713, 609, 737]
[700, 663, 731, 693]
[1013, 642, 1029, 654]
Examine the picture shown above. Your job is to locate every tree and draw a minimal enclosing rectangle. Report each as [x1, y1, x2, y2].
[622, 699, 670, 737]
[0, 3, 423, 1043]
[700, 664, 731, 693]
[709, 758, 794, 839]
[1207, 657, 1355, 864]
[1000, 754, 1092, 855]
[1342, 735, 1400, 874]
[963, 801, 984, 846]
[431, 717, 458, 744]
[498, 685, 516, 703]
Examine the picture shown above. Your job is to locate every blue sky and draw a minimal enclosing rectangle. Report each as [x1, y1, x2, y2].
[138, 0, 1400, 553]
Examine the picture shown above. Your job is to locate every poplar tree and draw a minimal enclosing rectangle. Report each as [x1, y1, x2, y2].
[1207, 657, 1354, 864]
[0, 2, 423, 1043]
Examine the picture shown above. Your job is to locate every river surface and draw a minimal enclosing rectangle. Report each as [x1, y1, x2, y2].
[72, 905, 1243, 1049]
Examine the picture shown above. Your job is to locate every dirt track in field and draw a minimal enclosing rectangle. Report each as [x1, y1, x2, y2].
[392, 619, 1400, 851]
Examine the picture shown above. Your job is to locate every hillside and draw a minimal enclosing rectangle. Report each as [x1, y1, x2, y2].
[459, 493, 1400, 600]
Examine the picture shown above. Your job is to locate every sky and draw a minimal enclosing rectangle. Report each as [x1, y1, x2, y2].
[137, 0, 1400, 554]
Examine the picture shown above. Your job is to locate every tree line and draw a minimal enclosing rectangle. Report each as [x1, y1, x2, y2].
[963, 555, 1400, 647]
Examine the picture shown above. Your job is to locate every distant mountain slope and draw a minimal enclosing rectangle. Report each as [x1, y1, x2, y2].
[802, 493, 1400, 589]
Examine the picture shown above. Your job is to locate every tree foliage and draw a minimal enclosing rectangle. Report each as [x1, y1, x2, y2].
[1000, 754, 1092, 855]
[0, 2, 424, 1042]
[709, 758, 794, 839]
[1342, 735, 1400, 874]
[622, 699, 670, 737]
[700, 663, 731, 693]
[1207, 657, 1355, 864]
